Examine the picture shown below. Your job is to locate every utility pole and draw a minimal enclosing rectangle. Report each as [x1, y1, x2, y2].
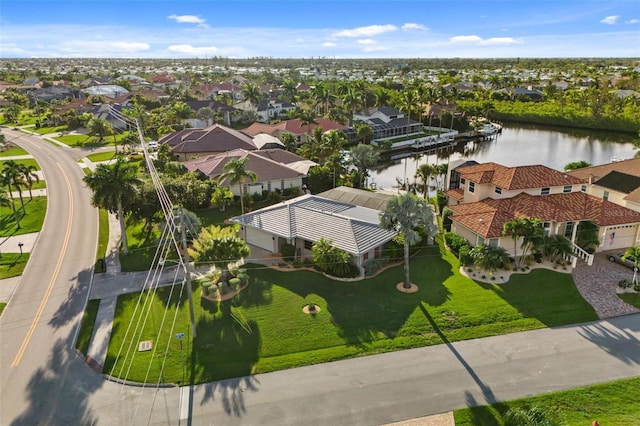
[180, 210, 197, 338]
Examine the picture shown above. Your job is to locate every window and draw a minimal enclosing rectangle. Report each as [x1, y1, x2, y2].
[280, 180, 285, 190]
[460, 178, 466, 184]
[564, 222, 574, 238]
[468, 181, 475, 193]
[494, 186, 502, 195]
[563, 185, 572, 193]
[243, 184, 248, 194]
[488, 238, 499, 247]
[304, 240, 313, 250]
[541, 187, 550, 195]
[603, 191, 609, 201]
[267, 181, 272, 192]
[477, 236, 485, 246]
[363, 252, 369, 261]
[374, 246, 380, 258]
[581, 184, 587, 192]
[543, 222, 551, 236]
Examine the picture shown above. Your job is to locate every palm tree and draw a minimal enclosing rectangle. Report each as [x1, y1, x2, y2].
[19, 164, 39, 200]
[503, 217, 527, 268]
[349, 144, 380, 189]
[354, 123, 374, 144]
[470, 244, 510, 274]
[380, 193, 438, 289]
[281, 78, 298, 103]
[297, 109, 318, 135]
[196, 107, 214, 127]
[0, 185, 19, 228]
[415, 163, 436, 200]
[242, 82, 263, 108]
[398, 89, 419, 136]
[2, 160, 26, 211]
[623, 246, 640, 285]
[87, 117, 113, 143]
[83, 157, 141, 255]
[219, 157, 257, 214]
[279, 132, 298, 152]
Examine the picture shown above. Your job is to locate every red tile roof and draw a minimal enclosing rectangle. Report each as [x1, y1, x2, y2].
[159, 124, 257, 153]
[449, 192, 640, 238]
[567, 158, 640, 181]
[457, 162, 583, 189]
[242, 117, 346, 136]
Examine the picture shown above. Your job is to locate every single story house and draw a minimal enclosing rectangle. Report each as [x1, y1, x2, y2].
[242, 117, 347, 145]
[184, 148, 314, 196]
[230, 187, 395, 273]
[158, 124, 283, 161]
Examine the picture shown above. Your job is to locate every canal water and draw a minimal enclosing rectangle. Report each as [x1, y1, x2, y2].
[368, 124, 638, 191]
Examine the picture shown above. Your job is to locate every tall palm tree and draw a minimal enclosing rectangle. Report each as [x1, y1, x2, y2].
[415, 163, 436, 200]
[83, 157, 141, 255]
[219, 157, 257, 214]
[398, 89, 419, 136]
[281, 78, 298, 103]
[349, 144, 380, 189]
[0, 184, 19, 228]
[380, 193, 438, 289]
[503, 217, 527, 268]
[19, 164, 39, 200]
[2, 160, 26, 211]
[87, 117, 113, 143]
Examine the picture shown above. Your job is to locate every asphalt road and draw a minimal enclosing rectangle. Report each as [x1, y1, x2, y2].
[0, 128, 100, 425]
[0, 127, 639, 425]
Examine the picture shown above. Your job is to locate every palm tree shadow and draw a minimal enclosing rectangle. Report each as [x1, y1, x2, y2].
[48, 267, 93, 328]
[419, 303, 498, 405]
[577, 322, 640, 365]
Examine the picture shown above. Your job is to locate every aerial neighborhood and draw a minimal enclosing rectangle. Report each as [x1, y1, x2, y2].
[1, 53, 640, 424]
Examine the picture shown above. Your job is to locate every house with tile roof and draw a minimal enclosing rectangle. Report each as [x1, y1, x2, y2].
[242, 117, 347, 145]
[231, 188, 395, 274]
[444, 160, 640, 264]
[566, 158, 640, 213]
[184, 148, 314, 197]
[158, 124, 283, 161]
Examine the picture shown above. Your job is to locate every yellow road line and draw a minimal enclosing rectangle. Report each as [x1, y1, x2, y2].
[11, 163, 74, 367]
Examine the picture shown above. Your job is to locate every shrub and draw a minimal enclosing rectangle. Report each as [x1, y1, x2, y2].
[444, 232, 468, 254]
[267, 191, 282, 203]
[634, 285, 640, 292]
[363, 258, 388, 276]
[441, 207, 453, 231]
[229, 277, 241, 290]
[458, 244, 473, 267]
[383, 236, 404, 261]
[312, 238, 358, 278]
[252, 191, 263, 202]
[281, 243, 296, 261]
[436, 190, 447, 212]
[618, 279, 632, 289]
[219, 281, 228, 294]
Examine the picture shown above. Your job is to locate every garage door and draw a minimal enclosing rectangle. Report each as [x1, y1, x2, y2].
[246, 227, 274, 252]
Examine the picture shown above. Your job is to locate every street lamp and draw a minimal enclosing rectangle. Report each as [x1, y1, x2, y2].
[18, 242, 24, 255]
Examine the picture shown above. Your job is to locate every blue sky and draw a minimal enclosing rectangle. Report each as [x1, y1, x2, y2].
[1, 0, 639, 58]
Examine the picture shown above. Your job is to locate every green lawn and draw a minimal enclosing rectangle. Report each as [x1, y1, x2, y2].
[32, 125, 68, 135]
[0, 147, 29, 157]
[0, 253, 30, 279]
[95, 209, 109, 272]
[0, 158, 41, 171]
[0, 302, 5, 317]
[104, 241, 597, 385]
[87, 151, 117, 162]
[75, 299, 101, 355]
[454, 377, 640, 425]
[619, 293, 640, 309]
[0, 196, 47, 236]
[55, 132, 129, 148]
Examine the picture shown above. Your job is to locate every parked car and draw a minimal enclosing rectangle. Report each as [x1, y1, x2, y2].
[127, 151, 144, 161]
[608, 252, 639, 271]
[147, 141, 158, 150]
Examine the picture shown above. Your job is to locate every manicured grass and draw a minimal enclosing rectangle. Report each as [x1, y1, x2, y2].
[0, 253, 30, 279]
[55, 132, 129, 148]
[95, 209, 109, 272]
[76, 299, 101, 355]
[0, 302, 5, 316]
[105, 241, 597, 384]
[87, 151, 117, 162]
[0, 196, 47, 237]
[0, 146, 29, 157]
[32, 125, 68, 135]
[0, 158, 41, 171]
[82, 167, 92, 175]
[454, 377, 640, 425]
[619, 293, 640, 309]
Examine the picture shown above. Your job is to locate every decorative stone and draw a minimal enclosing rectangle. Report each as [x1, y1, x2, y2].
[139, 340, 153, 351]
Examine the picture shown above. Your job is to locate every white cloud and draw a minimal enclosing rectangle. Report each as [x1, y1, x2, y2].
[167, 44, 219, 55]
[333, 24, 397, 38]
[450, 35, 519, 45]
[357, 39, 376, 45]
[600, 15, 619, 25]
[322, 42, 336, 47]
[626, 19, 639, 24]
[401, 23, 427, 31]
[362, 45, 388, 52]
[168, 14, 205, 24]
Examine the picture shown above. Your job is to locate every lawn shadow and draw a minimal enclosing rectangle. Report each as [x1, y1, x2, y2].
[419, 303, 498, 405]
[473, 268, 598, 327]
[577, 321, 640, 365]
[192, 304, 261, 417]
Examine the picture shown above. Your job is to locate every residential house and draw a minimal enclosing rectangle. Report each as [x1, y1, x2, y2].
[445, 160, 640, 263]
[158, 124, 284, 161]
[566, 158, 640, 213]
[26, 85, 85, 105]
[242, 117, 347, 145]
[253, 98, 297, 123]
[184, 148, 314, 197]
[230, 187, 396, 274]
[184, 100, 236, 126]
[343, 106, 425, 145]
[84, 85, 130, 99]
